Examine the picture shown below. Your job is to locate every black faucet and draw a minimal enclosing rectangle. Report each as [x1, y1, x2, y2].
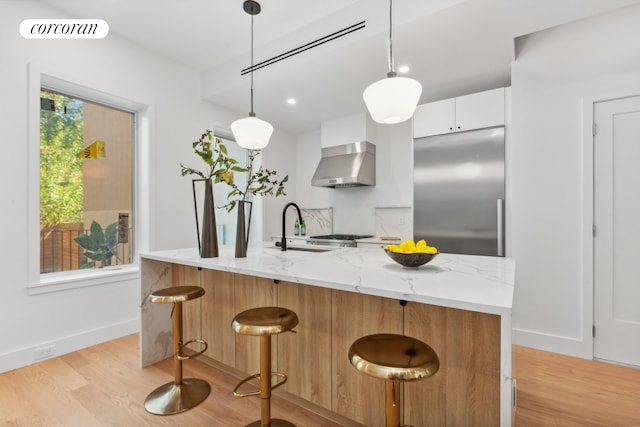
[281, 202, 303, 251]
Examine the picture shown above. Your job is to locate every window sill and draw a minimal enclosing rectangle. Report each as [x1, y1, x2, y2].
[28, 265, 140, 295]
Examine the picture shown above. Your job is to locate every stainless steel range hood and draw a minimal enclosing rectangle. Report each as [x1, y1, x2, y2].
[311, 141, 376, 188]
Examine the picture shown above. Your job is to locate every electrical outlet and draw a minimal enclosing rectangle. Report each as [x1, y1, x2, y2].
[34, 345, 56, 361]
[399, 215, 405, 225]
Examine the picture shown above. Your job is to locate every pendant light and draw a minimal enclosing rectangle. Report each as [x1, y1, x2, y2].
[231, 0, 273, 149]
[363, 0, 422, 124]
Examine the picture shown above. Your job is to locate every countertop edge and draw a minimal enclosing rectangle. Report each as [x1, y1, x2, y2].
[140, 244, 514, 316]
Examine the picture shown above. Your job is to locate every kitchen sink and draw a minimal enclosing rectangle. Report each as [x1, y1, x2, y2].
[270, 244, 333, 253]
[285, 246, 332, 253]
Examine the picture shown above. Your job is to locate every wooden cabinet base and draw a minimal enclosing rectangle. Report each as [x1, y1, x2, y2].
[277, 281, 332, 410]
[405, 302, 501, 426]
[145, 260, 504, 426]
[331, 291, 403, 426]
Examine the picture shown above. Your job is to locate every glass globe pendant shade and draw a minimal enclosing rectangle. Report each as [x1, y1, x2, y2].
[231, 114, 273, 150]
[363, 75, 423, 124]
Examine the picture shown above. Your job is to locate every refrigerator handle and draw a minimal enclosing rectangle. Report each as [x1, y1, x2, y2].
[497, 199, 504, 257]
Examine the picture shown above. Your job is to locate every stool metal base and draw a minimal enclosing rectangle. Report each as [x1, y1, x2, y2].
[233, 372, 288, 397]
[245, 419, 296, 427]
[144, 378, 210, 415]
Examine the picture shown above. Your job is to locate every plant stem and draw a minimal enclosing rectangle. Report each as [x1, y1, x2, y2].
[242, 149, 257, 202]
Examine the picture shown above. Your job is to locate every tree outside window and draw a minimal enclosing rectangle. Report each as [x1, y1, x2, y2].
[40, 90, 134, 273]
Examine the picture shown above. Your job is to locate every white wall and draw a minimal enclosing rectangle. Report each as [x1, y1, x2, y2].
[260, 128, 298, 241]
[0, 1, 292, 372]
[510, 3, 640, 357]
[294, 117, 413, 234]
[320, 112, 375, 148]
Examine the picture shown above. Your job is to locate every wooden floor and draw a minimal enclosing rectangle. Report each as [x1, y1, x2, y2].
[0, 335, 638, 426]
[0, 334, 341, 427]
[513, 345, 640, 426]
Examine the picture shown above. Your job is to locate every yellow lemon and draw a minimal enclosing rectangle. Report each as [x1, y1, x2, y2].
[385, 244, 399, 252]
[415, 244, 438, 254]
[416, 239, 427, 248]
[399, 240, 415, 253]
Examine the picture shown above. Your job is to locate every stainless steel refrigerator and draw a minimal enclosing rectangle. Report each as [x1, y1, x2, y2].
[413, 126, 505, 256]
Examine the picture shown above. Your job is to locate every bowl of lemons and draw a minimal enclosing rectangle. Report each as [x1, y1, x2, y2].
[384, 239, 438, 268]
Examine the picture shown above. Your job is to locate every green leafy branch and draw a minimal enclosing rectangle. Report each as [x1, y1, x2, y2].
[221, 149, 288, 212]
[180, 130, 288, 212]
[179, 130, 240, 185]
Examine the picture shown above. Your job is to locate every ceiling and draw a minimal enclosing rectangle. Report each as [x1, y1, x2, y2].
[36, 0, 640, 134]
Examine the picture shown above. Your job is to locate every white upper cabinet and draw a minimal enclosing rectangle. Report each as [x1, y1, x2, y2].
[455, 87, 505, 132]
[413, 98, 455, 137]
[414, 87, 505, 138]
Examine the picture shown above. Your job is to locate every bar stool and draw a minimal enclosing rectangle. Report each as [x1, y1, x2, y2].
[231, 306, 299, 427]
[144, 286, 210, 415]
[349, 333, 439, 427]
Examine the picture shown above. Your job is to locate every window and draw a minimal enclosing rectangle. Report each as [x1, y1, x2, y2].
[39, 89, 134, 273]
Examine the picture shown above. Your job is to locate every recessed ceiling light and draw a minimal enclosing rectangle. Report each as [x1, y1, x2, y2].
[287, 98, 297, 105]
[398, 65, 410, 73]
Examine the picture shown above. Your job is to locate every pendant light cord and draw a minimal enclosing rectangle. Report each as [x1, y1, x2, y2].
[388, 0, 394, 75]
[249, 13, 255, 116]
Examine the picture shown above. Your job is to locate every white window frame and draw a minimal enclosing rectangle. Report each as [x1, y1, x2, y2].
[27, 63, 150, 295]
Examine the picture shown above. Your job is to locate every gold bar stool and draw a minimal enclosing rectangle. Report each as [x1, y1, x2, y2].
[349, 334, 439, 427]
[231, 306, 299, 427]
[144, 286, 210, 415]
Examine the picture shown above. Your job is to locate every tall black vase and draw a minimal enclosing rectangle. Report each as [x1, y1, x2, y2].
[193, 178, 218, 258]
[235, 201, 252, 258]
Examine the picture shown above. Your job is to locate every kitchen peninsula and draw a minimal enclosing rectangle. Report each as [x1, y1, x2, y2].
[140, 244, 515, 426]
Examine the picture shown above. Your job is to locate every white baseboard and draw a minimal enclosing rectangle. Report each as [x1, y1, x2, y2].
[512, 327, 593, 360]
[0, 318, 139, 374]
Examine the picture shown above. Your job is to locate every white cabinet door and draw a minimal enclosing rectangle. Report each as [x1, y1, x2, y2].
[413, 98, 455, 138]
[414, 88, 505, 138]
[455, 87, 505, 132]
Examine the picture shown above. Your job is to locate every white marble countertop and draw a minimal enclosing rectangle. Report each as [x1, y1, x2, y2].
[140, 242, 515, 316]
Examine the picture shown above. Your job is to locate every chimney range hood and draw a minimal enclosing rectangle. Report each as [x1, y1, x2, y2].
[311, 141, 376, 188]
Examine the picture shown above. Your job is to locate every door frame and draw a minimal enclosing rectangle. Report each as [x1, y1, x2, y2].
[581, 91, 640, 361]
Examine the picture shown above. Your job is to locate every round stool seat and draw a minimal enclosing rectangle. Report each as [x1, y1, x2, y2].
[232, 306, 299, 336]
[149, 286, 204, 304]
[349, 333, 439, 382]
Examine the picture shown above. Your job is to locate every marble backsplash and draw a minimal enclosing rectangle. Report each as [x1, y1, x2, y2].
[374, 206, 412, 240]
[285, 207, 333, 236]
[281, 206, 412, 240]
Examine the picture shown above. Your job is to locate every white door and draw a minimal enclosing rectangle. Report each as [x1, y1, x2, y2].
[593, 95, 640, 367]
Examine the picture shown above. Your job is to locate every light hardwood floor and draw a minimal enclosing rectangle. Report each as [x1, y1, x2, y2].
[0, 334, 638, 426]
[0, 334, 341, 427]
[513, 345, 640, 426]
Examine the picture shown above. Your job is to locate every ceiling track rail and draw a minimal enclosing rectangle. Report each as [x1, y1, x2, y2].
[240, 20, 366, 75]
